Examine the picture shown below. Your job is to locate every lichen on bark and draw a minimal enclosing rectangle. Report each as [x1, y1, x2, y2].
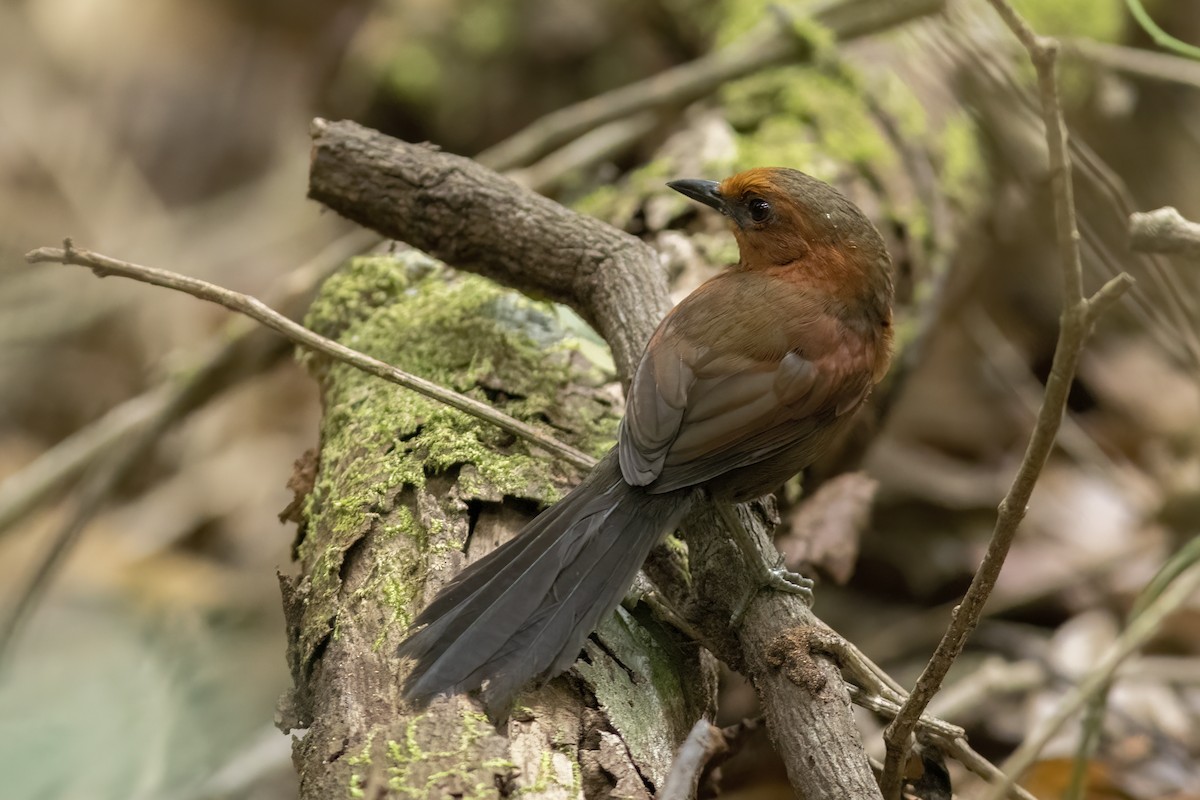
[279, 249, 712, 799]
[293, 251, 616, 669]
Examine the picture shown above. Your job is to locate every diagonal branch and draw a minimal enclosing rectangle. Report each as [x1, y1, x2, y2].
[0, 228, 379, 663]
[24, 242, 597, 473]
[476, 0, 946, 171]
[876, 2, 1134, 797]
[983, 551, 1200, 800]
[0, 228, 380, 540]
[1064, 37, 1200, 91]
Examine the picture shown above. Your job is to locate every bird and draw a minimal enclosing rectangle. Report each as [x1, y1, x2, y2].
[397, 167, 894, 717]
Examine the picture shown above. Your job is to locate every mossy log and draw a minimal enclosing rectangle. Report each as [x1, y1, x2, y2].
[278, 253, 715, 799]
[290, 3, 991, 781]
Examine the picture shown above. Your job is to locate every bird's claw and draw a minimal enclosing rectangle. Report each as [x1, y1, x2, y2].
[763, 566, 815, 602]
[729, 563, 815, 625]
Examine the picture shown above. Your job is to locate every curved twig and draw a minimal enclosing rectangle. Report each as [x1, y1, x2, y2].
[24, 242, 597, 472]
[877, 2, 1134, 797]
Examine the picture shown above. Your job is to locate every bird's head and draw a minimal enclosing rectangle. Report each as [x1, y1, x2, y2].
[668, 168, 891, 293]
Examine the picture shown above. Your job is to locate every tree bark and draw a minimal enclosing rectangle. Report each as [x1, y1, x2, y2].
[278, 251, 716, 798]
[294, 119, 884, 799]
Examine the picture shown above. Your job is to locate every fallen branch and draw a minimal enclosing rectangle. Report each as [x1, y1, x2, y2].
[877, 2, 1135, 797]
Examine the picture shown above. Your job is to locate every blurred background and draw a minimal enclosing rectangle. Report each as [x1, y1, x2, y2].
[1, 0, 1198, 798]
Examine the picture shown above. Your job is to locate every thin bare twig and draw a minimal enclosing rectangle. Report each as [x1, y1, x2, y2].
[812, 626, 1042, 800]
[0, 228, 379, 539]
[845, 677, 1039, 800]
[0, 386, 169, 535]
[811, 623, 1034, 800]
[815, 623, 906, 701]
[965, 311, 1155, 507]
[476, 0, 945, 171]
[508, 113, 659, 195]
[0, 230, 380, 662]
[932, 13, 1200, 369]
[1129, 207, 1200, 260]
[926, 658, 1047, 724]
[1065, 685, 1107, 800]
[0, 84, 668, 546]
[0, 367, 220, 666]
[1063, 37, 1200, 91]
[24, 242, 596, 473]
[1065, 536, 1200, 798]
[983, 554, 1200, 800]
[0, 97, 637, 653]
[876, 2, 1135, 797]
[839, 659, 1039, 800]
[845, 686, 964, 740]
[949, 739, 1039, 800]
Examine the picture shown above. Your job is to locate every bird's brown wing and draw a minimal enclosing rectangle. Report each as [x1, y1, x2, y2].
[618, 304, 874, 494]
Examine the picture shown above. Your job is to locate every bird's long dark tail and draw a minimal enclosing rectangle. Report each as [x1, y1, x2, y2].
[398, 450, 694, 715]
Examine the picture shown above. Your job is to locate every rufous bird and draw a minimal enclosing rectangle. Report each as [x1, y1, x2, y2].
[398, 167, 894, 715]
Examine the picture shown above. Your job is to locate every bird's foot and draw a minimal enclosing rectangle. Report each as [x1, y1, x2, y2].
[716, 501, 816, 623]
[729, 559, 815, 625]
[762, 564, 815, 601]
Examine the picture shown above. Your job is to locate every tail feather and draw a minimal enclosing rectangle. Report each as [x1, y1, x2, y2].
[407, 478, 604, 626]
[399, 485, 620, 692]
[406, 501, 618, 695]
[398, 451, 694, 714]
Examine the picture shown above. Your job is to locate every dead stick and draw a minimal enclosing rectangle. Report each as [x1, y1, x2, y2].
[876, 2, 1134, 796]
[477, 0, 946, 171]
[24, 241, 597, 473]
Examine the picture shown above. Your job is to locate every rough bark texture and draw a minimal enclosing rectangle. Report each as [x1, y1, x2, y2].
[308, 118, 669, 387]
[299, 119, 883, 799]
[279, 253, 715, 799]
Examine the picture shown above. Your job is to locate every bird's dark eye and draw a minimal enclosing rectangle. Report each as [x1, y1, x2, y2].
[748, 198, 771, 223]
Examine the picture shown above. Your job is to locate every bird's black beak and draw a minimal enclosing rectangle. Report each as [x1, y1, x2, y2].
[667, 179, 725, 214]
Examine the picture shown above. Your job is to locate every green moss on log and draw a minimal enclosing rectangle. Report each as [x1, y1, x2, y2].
[295, 250, 618, 671]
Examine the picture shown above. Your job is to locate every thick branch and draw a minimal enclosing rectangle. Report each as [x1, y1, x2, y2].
[308, 121, 882, 799]
[309, 119, 667, 383]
